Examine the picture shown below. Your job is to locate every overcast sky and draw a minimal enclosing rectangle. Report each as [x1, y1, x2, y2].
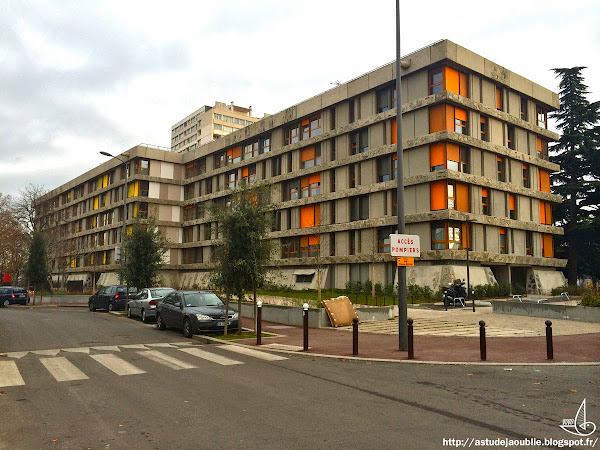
[1, 0, 598, 199]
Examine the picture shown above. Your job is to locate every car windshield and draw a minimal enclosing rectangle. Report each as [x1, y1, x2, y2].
[151, 288, 175, 297]
[117, 287, 138, 294]
[183, 292, 224, 308]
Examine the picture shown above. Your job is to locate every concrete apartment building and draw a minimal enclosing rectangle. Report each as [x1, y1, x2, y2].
[171, 101, 260, 153]
[34, 39, 566, 294]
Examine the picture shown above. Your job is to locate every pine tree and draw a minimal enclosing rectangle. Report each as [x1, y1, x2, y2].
[550, 67, 600, 284]
[123, 218, 168, 289]
[25, 231, 50, 293]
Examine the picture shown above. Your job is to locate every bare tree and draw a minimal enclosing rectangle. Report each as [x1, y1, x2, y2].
[0, 194, 30, 283]
[14, 183, 47, 233]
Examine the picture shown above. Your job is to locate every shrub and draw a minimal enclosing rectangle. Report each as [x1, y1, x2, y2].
[511, 283, 526, 296]
[374, 283, 383, 296]
[581, 291, 600, 307]
[551, 285, 590, 296]
[383, 284, 395, 297]
[363, 280, 373, 295]
[406, 284, 434, 303]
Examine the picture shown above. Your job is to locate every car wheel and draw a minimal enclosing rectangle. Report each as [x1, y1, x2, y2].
[126, 305, 132, 318]
[2, 300, 8, 307]
[156, 314, 166, 330]
[141, 309, 148, 323]
[108, 302, 114, 312]
[183, 318, 193, 338]
[89, 301, 96, 312]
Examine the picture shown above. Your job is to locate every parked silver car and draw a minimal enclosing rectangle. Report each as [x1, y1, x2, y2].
[126, 287, 175, 322]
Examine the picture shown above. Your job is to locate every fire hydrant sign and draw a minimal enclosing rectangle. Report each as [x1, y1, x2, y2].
[390, 234, 421, 257]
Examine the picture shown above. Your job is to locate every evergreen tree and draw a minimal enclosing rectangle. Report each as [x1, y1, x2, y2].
[550, 67, 600, 285]
[25, 231, 50, 292]
[123, 218, 168, 288]
[210, 182, 273, 335]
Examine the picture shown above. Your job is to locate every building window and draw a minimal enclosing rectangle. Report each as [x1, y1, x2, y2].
[284, 114, 322, 145]
[300, 235, 320, 257]
[376, 85, 397, 113]
[301, 174, 321, 198]
[526, 231, 533, 256]
[509, 194, 516, 219]
[184, 205, 194, 221]
[540, 201, 552, 225]
[128, 181, 149, 198]
[377, 153, 397, 182]
[183, 248, 202, 264]
[536, 137, 549, 160]
[215, 152, 226, 169]
[429, 104, 468, 135]
[330, 107, 336, 130]
[538, 169, 551, 193]
[135, 159, 150, 175]
[350, 195, 369, 221]
[378, 227, 395, 253]
[496, 86, 503, 111]
[281, 237, 299, 259]
[350, 128, 369, 154]
[329, 232, 336, 256]
[542, 234, 553, 257]
[480, 116, 488, 141]
[241, 165, 257, 184]
[499, 228, 507, 254]
[272, 155, 282, 177]
[507, 125, 515, 150]
[497, 156, 506, 182]
[300, 204, 320, 228]
[226, 146, 242, 165]
[431, 220, 464, 250]
[184, 184, 195, 200]
[349, 99, 355, 123]
[428, 66, 468, 97]
[349, 164, 356, 188]
[330, 169, 336, 193]
[226, 171, 237, 189]
[300, 145, 321, 169]
[183, 226, 194, 243]
[430, 143, 469, 173]
[522, 164, 530, 188]
[430, 181, 469, 212]
[349, 230, 356, 255]
[536, 106, 548, 129]
[482, 188, 489, 215]
[520, 97, 528, 121]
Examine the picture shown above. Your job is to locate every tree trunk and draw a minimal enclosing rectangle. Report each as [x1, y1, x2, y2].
[567, 189, 578, 285]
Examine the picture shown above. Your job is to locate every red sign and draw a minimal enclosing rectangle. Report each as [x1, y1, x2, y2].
[2, 273, 12, 283]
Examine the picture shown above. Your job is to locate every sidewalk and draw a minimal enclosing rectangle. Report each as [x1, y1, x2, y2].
[227, 307, 600, 364]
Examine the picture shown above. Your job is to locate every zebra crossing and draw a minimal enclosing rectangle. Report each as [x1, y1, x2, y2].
[0, 342, 287, 388]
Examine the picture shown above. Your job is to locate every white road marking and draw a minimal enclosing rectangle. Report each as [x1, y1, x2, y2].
[90, 354, 146, 375]
[1, 352, 28, 359]
[40, 357, 89, 382]
[62, 347, 90, 354]
[217, 345, 288, 361]
[179, 347, 243, 366]
[0, 361, 25, 387]
[137, 351, 197, 370]
[32, 349, 61, 356]
[146, 343, 176, 348]
[92, 346, 121, 352]
[120, 344, 148, 350]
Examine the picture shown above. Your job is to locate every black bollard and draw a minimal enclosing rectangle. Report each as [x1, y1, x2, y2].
[352, 317, 359, 355]
[479, 320, 486, 361]
[545, 320, 553, 360]
[256, 301, 262, 346]
[303, 303, 309, 351]
[407, 318, 414, 359]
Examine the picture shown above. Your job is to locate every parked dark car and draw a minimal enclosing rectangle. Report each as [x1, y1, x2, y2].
[0, 286, 28, 307]
[127, 287, 175, 322]
[89, 285, 137, 312]
[155, 290, 238, 338]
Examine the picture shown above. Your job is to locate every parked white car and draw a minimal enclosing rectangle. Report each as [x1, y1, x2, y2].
[127, 287, 175, 322]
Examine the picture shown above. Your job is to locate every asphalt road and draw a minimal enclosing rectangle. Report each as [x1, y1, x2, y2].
[1, 307, 598, 449]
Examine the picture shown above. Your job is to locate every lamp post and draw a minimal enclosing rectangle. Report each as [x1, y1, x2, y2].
[465, 219, 474, 312]
[100, 151, 129, 285]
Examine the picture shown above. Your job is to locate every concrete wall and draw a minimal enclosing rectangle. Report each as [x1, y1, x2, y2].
[492, 300, 600, 323]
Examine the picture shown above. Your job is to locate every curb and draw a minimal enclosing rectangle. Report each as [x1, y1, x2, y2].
[191, 334, 600, 367]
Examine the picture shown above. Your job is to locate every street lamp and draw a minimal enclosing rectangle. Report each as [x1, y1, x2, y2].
[465, 219, 474, 312]
[100, 151, 130, 285]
